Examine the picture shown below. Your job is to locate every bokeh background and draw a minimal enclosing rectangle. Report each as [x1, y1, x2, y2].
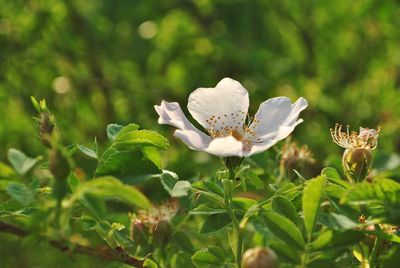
[1, 0, 400, 178]
[2, 1, 400, 267]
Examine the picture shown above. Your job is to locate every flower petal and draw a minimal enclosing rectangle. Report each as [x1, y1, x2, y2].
[245, 123, 304, 156]
[187, 78, 249, 137]
[154, 101, 211, 150]
[247, 97, 308, 142]
[204, 136, 244, 157]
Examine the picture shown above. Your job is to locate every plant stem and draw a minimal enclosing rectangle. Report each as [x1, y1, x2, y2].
[223, 177, 243, 268]
[369, 225, 383, 267]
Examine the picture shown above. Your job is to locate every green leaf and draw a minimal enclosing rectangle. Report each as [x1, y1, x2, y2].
[77, 144, 97, 159]
[7, 148, 42, 176]
[269, 239, 301, 264]
[113, 123, 140, 141]
[272, 196, 300, 225]
[0, 162, 15, 178]
[113, 130, 169, 150]
[6, 182, 34, 206]
[191, 246, 225, 267]
[319, 212, 359, 231]
[342, 178, 400, 205]
[303, 176, 326, 240]
[143, 258, 159, 268]
[240, 166, 264, 190]
[200, 213, 231, 234]
[107, 124, 124, 142]
[171, 180, 191, 197]
[172, 231, 195, 254]
[321, 167, 351, 189]
[311, 229, 365, 251]
[263, 211, 305, 251]
[381, 245, 400, 268]
[142, 146, 162, 169]
[65, 176, 151, 209]
[341, 178, 400, 224]
[159, 170, 179, 194]
[68, 172, 80, 192]
[95, 147, 159, 182]
[191, 205, 226, 215]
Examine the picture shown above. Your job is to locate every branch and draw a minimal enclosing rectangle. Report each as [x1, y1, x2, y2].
[0, 221, 144, 267]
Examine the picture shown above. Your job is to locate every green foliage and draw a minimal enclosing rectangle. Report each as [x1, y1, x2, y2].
[7, 148, 42, 176]
[191, 246, 226, 268]
[303, 176, 327, 241]
[2, 1, 400, 266]
[66, 176, 151, 209]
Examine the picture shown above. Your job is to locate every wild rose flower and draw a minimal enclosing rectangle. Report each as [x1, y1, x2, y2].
[154, 78, 308, 157]
[330, 124, 381, 182]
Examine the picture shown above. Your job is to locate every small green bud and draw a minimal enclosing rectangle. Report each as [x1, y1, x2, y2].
[342, 148, 373, 183]
[242, 247, 278, 268]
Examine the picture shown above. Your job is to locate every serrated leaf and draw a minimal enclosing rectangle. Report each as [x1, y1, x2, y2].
[171, 180, 191, 197]
[113, 130, 168, 150]
[113, 123, 140, 141]
[7, 149, 42, 176]
[107, 124, 124, 142]
[272, 196, 300, 225]
[191, 246, 225, 267]
[142, 146, 162, 169]
[6, 182, 34, 206]
[200, 213, 231, 234]
[342, 178, 400, 205]
[65, 176, 150, 209]
[263, 212, 305, 250]
[303, 176, 326, 241]
[77, 144, 98, 159]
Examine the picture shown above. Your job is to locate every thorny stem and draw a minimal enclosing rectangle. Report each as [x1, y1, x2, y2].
[0, 221, 144, 267]
[223, 169, 243, 268]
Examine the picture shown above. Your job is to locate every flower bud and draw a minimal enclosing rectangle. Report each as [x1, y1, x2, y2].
[39, 112, 55, 148]
[242, 247, 278, 268]
[342, 148, 373, 183]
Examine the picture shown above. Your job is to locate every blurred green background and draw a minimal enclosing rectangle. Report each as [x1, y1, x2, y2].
[1, 0, 400, 177]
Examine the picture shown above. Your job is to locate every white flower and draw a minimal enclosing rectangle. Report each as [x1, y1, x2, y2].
[330, 124, 380, 150]
[154, 78, 308, 157]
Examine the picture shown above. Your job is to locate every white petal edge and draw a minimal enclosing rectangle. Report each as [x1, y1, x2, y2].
[187, 78, 249, 134]
[154, 101, 211, 150]
[248, 97, 308, 141]
[245, 120, 304, 156]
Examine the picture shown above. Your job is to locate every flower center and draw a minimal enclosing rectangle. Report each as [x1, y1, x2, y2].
[230, 130, 243, 141]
